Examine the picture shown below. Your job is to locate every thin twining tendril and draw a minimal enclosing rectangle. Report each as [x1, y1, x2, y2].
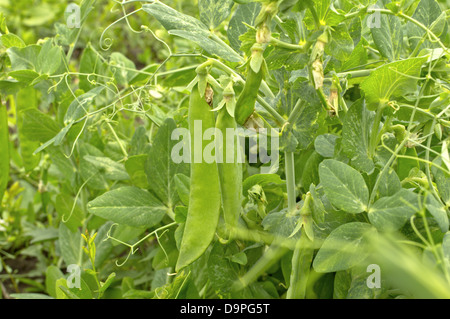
[99, 8, 143, 51]
[379, 135, 450, 176]
[104, 222, 177, 267]
[62, 174, 95, 223]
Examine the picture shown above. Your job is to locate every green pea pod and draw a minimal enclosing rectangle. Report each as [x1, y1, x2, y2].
[216, 105, 242, 232]
[0, 98, 9, 204]
[235, 65, 263, 126]
[176, 83, 221, 272]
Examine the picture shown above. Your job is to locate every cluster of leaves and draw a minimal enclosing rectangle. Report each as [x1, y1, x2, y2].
[0, 0, 449, 299]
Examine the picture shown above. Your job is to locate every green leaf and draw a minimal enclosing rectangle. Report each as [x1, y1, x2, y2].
[319, 159, 369, 214]
[55, 194, 84, 233]
[8, 69, 40, 84]
[199, 0, 234, 29]
[227, 2, 261, 52]
[110, 52, 136, 86]
[341, 38, 368, 71]
[169, 29, 242, 63]
[145, 118, 189, 209]
[83, 156, 130, 181]
[36, 40, 62, 75]
[143, 3, 242, 62]
[432, 158, 450, 206]
[174, 173, 190, 206]
[79, 45, 103, 91]
[64, 86, 105, 124]
[55, 277, 93, 300]
[313, 222, 376, 272]
[125, 155, 149, 188]
[368, 189, 419, 231]
[407, 0, 446, 50]
[45, 266, 64, 299]
[6, 45, 40, 71]
[59, 223, 82, 266]
[371, 14, 402, 61]
[326, 24, 354, 61]
[22, 109, 60, 143]
[87, 186, 167, 228]
[426, 195, 449, 233]
[314, 134, 338, 158]
[377, 168, 401, 198]
[361, 57, 427, 110]
[341, 99, 375, 174]
[0, 33, 26, 49]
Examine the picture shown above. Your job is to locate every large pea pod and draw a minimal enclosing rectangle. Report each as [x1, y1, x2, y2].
[235, 44, 264, 126]
[235, 67, 263, 125]
[216, 105, 242, 232]
[0, 98, 9, 204]
[176, 83, 221, 272]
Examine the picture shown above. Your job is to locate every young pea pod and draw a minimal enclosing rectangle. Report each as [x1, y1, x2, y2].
[215, 84, 242, 232]
[176, 83, 221, 272]
[235, 44, 264, 126]
[0, 98, 9, 204]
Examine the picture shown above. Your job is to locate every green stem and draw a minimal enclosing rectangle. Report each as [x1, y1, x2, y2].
[324, 69, 373, 82]
[269, 37, 307, 51]
[256, 95, 286, 125]
[233, 243, 288, 291]
[285, 151, 297, 214]
[106, 121, 128, 159]
[369, 136, 410, 205]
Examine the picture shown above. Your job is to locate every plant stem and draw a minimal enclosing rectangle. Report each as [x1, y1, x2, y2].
[233, 243, 288, 291]
[269, 37, 307, 51]
[285, 151, 297, 214]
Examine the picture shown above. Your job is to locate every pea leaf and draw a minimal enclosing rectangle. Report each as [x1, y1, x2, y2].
[377, 168, 401, 198]
[341, 99, 375, 174]
[371, 14, 402, 61]
[21, 109, 60, 143]
[83, 156, 130, 181]
[145, 118, 189, 209]
[227, 2, 261, 52]
[314, 134, 338, 158]
[59, 223, 82, 266]
[87, 186, 167, 228]
[313, 222, 376, 272]
[199, 0, 234, 30]
[319, 159, 369, 214]
[426, 195, 449, 233]
[368, 189, 419, 231]
[361, 57, 427, 110]
[407, 0, 447, 51]
[143, 3, 242, 62]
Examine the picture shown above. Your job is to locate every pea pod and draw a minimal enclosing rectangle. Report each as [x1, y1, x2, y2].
[0, 98, 9, 204]
[215, 92, 242, 232]
[176, 83, 221, 272]
[235, 63, 263, 126]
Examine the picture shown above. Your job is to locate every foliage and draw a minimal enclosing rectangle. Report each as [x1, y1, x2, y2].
[0, 0, 449, 300]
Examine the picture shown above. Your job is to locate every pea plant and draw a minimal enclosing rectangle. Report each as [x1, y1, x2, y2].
[0, 0, 449, 299]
